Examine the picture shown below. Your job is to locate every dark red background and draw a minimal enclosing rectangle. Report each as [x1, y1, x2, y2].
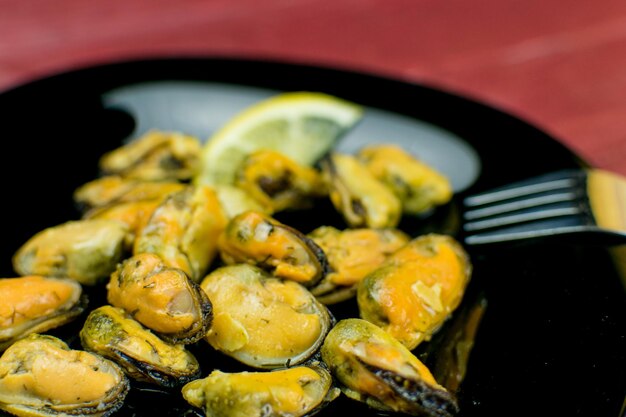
[2, 0, 625, 174]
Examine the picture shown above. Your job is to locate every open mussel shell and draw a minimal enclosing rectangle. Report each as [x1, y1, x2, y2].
[12, 219, 129, 286]
[80, 306, 201, 388]
[358, 234, 472, 350]
[321, 319, 458, 417]
[218, 210, 329, 287]
[0, 276, 86, 352]
[200, 264, 333, 369]
[107, 253, 213, 345]
[0, 334, 129, 417]
[182, 362, 339, 417]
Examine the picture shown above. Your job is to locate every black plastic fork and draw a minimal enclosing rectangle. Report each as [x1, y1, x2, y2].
[461, 168, 626, 246]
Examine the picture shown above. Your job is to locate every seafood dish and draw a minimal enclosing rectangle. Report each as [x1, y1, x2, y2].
[0, 92, 475, 417]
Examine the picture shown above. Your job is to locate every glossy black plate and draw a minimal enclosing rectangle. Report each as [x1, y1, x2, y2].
[0, 58, 624, 417]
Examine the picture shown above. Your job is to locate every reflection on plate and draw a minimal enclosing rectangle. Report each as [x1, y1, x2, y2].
[0, 58, 623, 417]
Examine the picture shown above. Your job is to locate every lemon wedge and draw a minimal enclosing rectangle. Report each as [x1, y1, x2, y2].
[194, 92, 363, 186]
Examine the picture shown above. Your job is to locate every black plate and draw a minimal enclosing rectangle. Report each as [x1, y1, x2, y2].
[0, 58, 624, 417]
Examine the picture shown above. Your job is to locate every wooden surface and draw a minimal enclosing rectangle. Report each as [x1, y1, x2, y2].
[1, 0, 625, 174]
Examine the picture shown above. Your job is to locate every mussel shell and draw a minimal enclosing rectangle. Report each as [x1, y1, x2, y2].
[107, 253, 213, 345]
[80, 306, 201, 388]
[200, 264, 332, 369]
[218, 210, 329, 287]
[0, 276, 86, 352]
[182, 362, 339, 417]
[0, 334, 129, 417]
[321, 318, 458, 417]
[12, 219, 129, 286]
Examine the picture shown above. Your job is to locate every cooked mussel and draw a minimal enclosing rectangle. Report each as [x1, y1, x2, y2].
[107, 253, 212, 344]
[358, 145, 452, 214]
[358, 234, 471, 349]
[200, 264, 332, 369]
[99, 130, 202, 181]
[0, 333, 129, 417]
[13, 219, 129, 286]
[0, 276, 85, 352]
[182, 362, 339, 417]
[73, 175, 186, 212]
[321, 318, 458, 417]
[218, 211, 328, 287]
[308, 226, 410, 304]
[321, 153, 401, 228]
[80, 306, 201, 387]
[235, 150, 327, 212]
[85, 200, 164, 249]
[134, 185, 227, 282]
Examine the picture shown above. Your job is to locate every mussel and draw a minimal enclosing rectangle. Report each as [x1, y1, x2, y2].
[0, 333, 129, 417]
[308, 226, 410, 304]
[99, 130, 202, 181]
[182, 363, 339, 417]
[13, 219, 129, 286]
[218, 211, 328, 287]
[107, 253, 212, 344]
[73, 175, 186, 212]
[235, 150, 326, 212]
[200, 264, 332, 369]
[358, 144, 452, 215]
[358, 234, 471, 349]
[134, 185, 227, 282]
[320, 153, 401, 228]
[0, 276, 85, 352]
[80, 306, 201, 387]
[321, 318, 458, 417]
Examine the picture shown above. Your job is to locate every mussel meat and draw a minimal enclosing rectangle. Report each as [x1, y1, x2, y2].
[13, 219, 129, 286]
[0, 333, 129, 417]
[218, 211, 328, 287]
[357, 234, 471, 349]
[99, 130, 202, 181]
[80, 306, 201, 387]
[320, 153, 401, 228]
[235, 150, 326, 212]
[107, 253, 212, 344]
[200, 264, 332, 369]
[307, 226, 410, 304]
[134, 185, 227, 282]
[182, 362, 339, 417]
[0, 276, 85, 352]
[357, 145, 452, 214]
[321, 318, 458, 417]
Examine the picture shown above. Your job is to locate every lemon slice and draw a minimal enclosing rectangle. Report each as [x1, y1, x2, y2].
[194, 91, 363, 186]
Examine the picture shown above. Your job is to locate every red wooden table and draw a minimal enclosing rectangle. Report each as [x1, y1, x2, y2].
[2, 0, 625, 174]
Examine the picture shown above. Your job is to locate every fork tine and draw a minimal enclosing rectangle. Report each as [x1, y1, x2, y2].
[463, 169, 583, 207]
[463, 207, 581, 232]
[463, 192, 579, 220]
